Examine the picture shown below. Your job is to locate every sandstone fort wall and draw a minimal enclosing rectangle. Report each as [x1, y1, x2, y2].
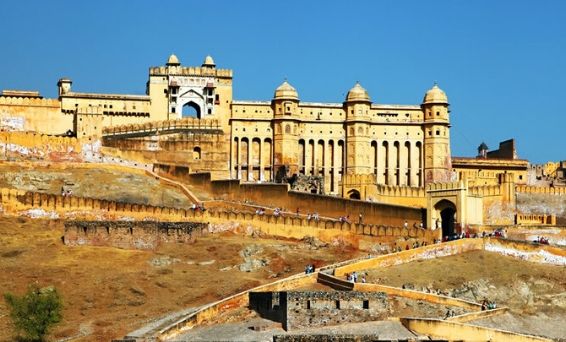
[0, 188, 435, 248]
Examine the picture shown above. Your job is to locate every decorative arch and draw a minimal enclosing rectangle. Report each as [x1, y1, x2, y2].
[347, 189, 361, 200]
[182, 101, 201, 119]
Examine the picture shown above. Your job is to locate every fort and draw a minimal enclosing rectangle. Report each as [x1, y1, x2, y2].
[0, 52, 564, 342]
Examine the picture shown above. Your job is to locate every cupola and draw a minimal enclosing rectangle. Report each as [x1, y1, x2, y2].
[166, 54, 181, 66]
[202, 55, 215, 68]
[423, 83, 448, 104]
[273, 80, 299, 101]
[345, 82, 371, 102]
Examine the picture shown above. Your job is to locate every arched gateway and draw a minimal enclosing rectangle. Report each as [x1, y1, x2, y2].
[434, 199, 457, 237]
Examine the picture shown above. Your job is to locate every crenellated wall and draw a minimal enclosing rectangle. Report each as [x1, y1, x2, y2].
[515, 213, 556, 225]
[0, 131, 82, 161]
[102, 117, 221, 136]
[516, 185, 566, 195]
[0, 96, 73, 134]
[0, 188, 435, 247]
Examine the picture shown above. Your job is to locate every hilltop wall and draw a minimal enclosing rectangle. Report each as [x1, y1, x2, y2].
[516, 186, 566, 225]
[0, 188, 435, 247]
[0, 131, 82, 161]
[0, 97, 72, 134]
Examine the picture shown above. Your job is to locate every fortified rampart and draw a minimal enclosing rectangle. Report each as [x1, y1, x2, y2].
[153, 165, 426, 227]
[0, 131, 82, 161]
[64, 221, 207, 250]
[0, 188, 435, 248]
[0, 96, 72, 134]
[516, 186, 566, 225]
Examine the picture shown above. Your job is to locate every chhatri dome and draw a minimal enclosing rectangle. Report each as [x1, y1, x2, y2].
[202, 55, 216, 67]
[423, 83, 448, 104]
[273, 80, 299, 100]
[345, 82, 371, 102]
[166, 54, 181, 66]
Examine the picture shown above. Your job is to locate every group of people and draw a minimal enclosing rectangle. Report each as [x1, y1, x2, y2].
[338, 215, 351, 223]
[190, 203, 206, 212]
[534, 236, 549, 245]
[304, 264, 316, 274]
[481, 299, 497, 311]
[273, 208, 282, 217]
[345, 271, 366, 283]
[306, 212, 320, 221]
[60, 187, 73, 197]
[255, 208, 266, 216]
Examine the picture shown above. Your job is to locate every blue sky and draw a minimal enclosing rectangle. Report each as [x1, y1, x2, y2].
[0, 0, 564, 163]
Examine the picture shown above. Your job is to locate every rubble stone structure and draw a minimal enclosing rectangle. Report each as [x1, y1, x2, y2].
[249, 291, 389, 331]
[63, 221, 207, 250]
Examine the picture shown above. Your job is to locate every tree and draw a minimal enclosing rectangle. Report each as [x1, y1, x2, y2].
[4, 284, 62, 342]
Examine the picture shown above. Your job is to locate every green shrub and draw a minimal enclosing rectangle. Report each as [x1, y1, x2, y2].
[4, 284, 62, 342]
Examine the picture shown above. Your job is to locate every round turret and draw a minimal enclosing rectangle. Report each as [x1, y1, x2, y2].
[423, 83, 448, 104]
[345, 82, 371, 102]
[273, 80, 299, 101]
[202, 55, 216, 68]
[166, 54, 181, 66]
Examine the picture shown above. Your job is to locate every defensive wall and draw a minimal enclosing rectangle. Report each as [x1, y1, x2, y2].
[154, 165, 427, 227]
[101, 117, 222, 136]
[0, 188, 435, 248]
[399, 318, 552, 342]
[516, 186, 566, 225]
[0, 96, 72, 134]
[0, 131, 82, 161]
[342, 174, 427, 207]
[515, 213, 556, 225]
[63, 221, 207, 250]
[333, 237, 566, 276]
[317, 271, 480, 311]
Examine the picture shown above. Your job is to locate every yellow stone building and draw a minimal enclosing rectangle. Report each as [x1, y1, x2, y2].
[1, 54, 452, 195]
[3, 53, 551, 234]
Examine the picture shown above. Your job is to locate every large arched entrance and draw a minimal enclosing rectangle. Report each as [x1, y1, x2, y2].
[182, 101, 201, 119]
[434, 200, 457, 238]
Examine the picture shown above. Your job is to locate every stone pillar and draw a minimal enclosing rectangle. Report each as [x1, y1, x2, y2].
[259, 140, 264, 181]
[247, 137, 253, 181]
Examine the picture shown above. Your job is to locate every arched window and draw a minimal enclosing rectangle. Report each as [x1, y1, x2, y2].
[193, 146, 201, 160]
[285, 124, 291, 134]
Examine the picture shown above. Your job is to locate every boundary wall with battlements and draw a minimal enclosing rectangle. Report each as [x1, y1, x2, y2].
[0, 96, 72, 134]
[0, 188, 435, 248]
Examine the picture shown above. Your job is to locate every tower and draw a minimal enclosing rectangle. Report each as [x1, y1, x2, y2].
[57, 78, 72, 97]
[272, 80, 300, 179]
[422, 83, 452, 184]
[344, 82, 372, 175]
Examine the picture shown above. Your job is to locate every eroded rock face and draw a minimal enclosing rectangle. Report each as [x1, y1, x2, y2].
[239, 244, 270, 272]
